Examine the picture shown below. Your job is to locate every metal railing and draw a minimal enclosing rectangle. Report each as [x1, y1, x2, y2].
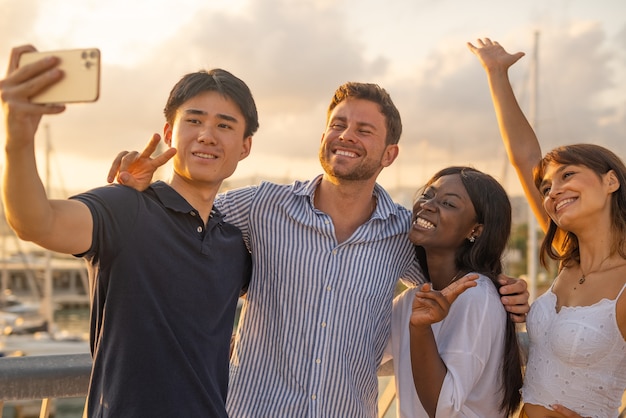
[1, 350, 625, 418]
[0, 353, 90, 418]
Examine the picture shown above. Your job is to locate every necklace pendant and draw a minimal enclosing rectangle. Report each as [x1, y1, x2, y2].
[578, 276, 586, 285]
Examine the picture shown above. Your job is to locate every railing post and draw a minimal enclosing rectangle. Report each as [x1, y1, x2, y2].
[39, 398, 52, 418]
[377, 378, 396, 418]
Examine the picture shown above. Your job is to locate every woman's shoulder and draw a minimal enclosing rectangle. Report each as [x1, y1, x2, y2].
[453, 274, 502, 311]
[464, 273, 499, 296]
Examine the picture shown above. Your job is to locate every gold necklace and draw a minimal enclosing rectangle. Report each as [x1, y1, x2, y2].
[431, 270, 463, 291]
[447, 270, 465, 286]
[578, 254, 612, 285]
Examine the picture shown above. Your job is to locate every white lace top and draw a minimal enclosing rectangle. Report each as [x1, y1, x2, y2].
[522, 283, 626, 418]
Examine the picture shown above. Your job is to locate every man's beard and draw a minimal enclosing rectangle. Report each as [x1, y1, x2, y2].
[318, 147, 382, 181]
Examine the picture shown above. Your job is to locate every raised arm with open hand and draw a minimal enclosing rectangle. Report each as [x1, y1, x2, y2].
[467, 38, 549, 232]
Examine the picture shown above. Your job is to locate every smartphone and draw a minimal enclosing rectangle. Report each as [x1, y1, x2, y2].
[18, 48, 101, 104]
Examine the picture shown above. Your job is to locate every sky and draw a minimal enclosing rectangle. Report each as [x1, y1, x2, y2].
[0, 0, 625, 202]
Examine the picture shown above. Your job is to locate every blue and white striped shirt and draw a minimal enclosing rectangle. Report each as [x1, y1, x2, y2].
[216, 175, 425, 418]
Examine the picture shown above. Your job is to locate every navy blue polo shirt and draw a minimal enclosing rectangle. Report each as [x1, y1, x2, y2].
[72, 181, 251, 418]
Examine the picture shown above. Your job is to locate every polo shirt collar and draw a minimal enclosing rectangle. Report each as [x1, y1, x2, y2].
[149, 181, 224, 221]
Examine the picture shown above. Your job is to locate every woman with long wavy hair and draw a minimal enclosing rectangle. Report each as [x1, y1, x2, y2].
[469, 37, 626, 418]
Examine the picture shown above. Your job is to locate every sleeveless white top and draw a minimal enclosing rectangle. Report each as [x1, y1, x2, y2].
[522, 283, 626, 418]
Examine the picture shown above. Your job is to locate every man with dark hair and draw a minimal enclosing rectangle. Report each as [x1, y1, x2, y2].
[110, 81, 530, 417]
[0, 45, 258, 417]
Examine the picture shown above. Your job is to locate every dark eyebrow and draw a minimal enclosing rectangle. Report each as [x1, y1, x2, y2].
[184, 108, 240, 124]
[357, 121, 377, 130]
[422, 185, 461, 197]
[430, 186, 466, 200]
[440, 192, 464, 202]
[217, 113, 239, 123]
[329, 115, 347, 124]
[539, 165, 568, 190]
[330, 115, 377, 131]
[184, 109, 206, 116]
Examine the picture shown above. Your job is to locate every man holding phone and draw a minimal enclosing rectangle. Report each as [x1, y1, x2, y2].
[0, 45, 258, 418]
[17, 47, 101, 103]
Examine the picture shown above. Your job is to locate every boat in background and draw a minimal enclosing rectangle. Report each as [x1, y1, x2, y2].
[0, 290, 51, 335]
[0, 251, 90, 357]
[0, 330, 90, 357]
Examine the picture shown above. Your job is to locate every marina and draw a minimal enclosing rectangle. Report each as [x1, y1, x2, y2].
[0, 249, 90, 358]
[0, 245, 90, 417]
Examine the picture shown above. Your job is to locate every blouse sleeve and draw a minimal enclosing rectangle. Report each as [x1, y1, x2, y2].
[433, 277, 506, 417]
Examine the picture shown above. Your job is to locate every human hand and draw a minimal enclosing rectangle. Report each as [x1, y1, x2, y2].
[410, 283, 449, 327]
[441, 273, 479, 303]
[466, 37, 525, 74]
[550, 404, 590, 418]
[410, 274, 478, 327]
[106, 133, 176, 191]
[498, 274, 530, 323]
[1, 45, 66, 148]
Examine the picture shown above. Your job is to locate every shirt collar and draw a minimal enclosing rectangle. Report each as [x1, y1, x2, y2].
[149, 180, 224, 221]
[294, 174, 400, 220]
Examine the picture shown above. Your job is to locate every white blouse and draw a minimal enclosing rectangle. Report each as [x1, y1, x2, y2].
[384, 275, 508, 418]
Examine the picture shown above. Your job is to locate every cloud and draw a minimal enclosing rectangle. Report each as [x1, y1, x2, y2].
[143, 0, 391, 158]
[0, 0, 624, 196]
[0, 0, 41, 53]
[1, 0, 392, 170]
[384, 24, 626, 192]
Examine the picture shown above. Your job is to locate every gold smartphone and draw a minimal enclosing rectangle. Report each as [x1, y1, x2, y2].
[18, 48, 101, 104]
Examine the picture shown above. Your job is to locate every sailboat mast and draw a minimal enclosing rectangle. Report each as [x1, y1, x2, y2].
[42, 124, 54, 332]
[527, 31, 540, 302]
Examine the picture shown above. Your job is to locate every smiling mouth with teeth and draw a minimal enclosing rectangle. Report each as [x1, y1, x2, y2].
[193, 152, 217, 159]
[335, 150, 358, 158]
[555, 198, 575, 211]
[414, 217, 435, 229]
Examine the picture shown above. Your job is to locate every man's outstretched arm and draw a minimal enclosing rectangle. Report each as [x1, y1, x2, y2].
[1, 45, 92, 254]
